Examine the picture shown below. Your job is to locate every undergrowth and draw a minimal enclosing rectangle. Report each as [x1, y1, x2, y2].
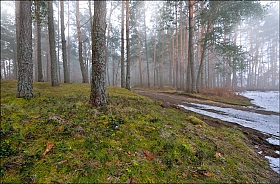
[0, 80, 272, 183]
[179, 87, 254, 106]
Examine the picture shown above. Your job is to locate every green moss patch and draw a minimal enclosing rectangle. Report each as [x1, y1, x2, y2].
[0, 80, 272, 183]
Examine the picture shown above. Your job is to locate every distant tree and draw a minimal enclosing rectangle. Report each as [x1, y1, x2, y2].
[125, 0, 131, 90]
[17, 1, 33, 98]
[60, 0, 70, 83]
[121, 0, 125, 88]
[90, 1, 107, 107]
[76, 1, 89, 83]
[48, 1, 59, 86]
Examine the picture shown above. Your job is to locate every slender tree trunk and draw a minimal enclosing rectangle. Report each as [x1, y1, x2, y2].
[90, 1, 107, 107]
[188, 0, 196, 93]
[48, 1, 59, 86]
[159, 29, 164, 87]
[17, 1, 33, 98]
[67, 0, 71, 81]
[138, 38, 143, 86]
[179, 1, 183, 90]
[15, 1, 20, 80]
[76, 1, 89, 83]
[34, 20, 38, 81]
[143, 6, 150, 87]
[125, 0, 130, 90]
[60, 0, 69, 83]
[153, 28, 157, 87]
[121, 0, 125, 88]
[57, 2, 61, 82]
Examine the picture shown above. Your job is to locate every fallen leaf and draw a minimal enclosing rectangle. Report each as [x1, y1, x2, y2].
[55, 160, 68, 165]
[215, 152, 222, 158]
[202, 171, 214, 177]
[103, 122, 108, 125]
[182, 173, 187, 179]
[106, 162, 112, 166]
[192, 174, 199, 178]
[144, 150, 155, 160]
[43, 142, 55, 156]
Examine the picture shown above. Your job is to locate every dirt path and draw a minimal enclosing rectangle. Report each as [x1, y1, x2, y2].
[133, 89, 280, 160]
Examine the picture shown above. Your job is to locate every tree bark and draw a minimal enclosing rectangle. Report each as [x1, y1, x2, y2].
[76, 1, 89, 83]
[90, 1, 107, 107]
[17, 0, 33, 98]
[48, 1, 59, 86]
[60, 0, 70, 83]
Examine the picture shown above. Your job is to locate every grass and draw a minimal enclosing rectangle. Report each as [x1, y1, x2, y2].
[177, 87, 254, 106]
[0, 80, 272, 183]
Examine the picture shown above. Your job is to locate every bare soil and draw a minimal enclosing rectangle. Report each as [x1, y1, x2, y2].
[133, 89, 280, 183]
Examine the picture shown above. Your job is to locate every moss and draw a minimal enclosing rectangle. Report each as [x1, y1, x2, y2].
[187, 116, 205, 125]
[0, 80, 273, 183]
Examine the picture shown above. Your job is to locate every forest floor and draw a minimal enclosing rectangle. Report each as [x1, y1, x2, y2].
[1, 80, 279, 183]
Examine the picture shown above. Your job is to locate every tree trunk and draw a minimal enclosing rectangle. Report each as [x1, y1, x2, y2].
[90, 1, 107, 107]
[15, 1, 20, 80]
[143, 6, 150, 87]
[60, 0, 70, 83]
[188, 0, 196, 93]
[48, 1, 59, 86]
[121, 0, 125, 88]
[17, 1, 33, 98]
[153, 28, 157, 87]
[76, 1, 89, 83]
[138, 38, 143, 86]
[159, 29, 164, 87]
[125, 0, 130, 90]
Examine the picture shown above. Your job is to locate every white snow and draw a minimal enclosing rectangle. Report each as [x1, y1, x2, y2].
[239, 91, 279, 113]
[179, 103, 279, 140]
[178, 91, 280, 174]
[265, 156, 280, 174]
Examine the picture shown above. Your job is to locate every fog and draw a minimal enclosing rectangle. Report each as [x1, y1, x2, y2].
[1, 1, 279, 91]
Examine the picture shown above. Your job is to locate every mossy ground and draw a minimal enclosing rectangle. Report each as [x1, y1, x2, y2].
[0, 80, 272, 183]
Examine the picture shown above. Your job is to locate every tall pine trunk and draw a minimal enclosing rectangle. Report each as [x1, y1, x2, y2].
[121, 0, 125, 88]
[60, 0, 70, 83]
[76, 1, 89, 83]
[48, 1, 59, 86]
[90, 1, 107, 107]
[17, 1, 33, 98]
[188, 0, 196, 93]
[125, 0, 130, 90]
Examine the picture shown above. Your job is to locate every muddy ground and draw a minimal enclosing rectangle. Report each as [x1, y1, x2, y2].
[133, 89, 280, 182]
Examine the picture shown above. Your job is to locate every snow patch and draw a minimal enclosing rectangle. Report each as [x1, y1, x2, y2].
[239, 91, 279, 113]
[265, 156, 280, 174]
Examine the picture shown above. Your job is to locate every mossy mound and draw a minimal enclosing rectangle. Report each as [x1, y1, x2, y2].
[0, 80, 273, 183]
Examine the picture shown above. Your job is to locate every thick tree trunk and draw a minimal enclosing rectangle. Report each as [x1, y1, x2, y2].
[48, 1, 59, 86]
[60, 0, 70, 83]
[90, 1, 107, 107]
[125, 0, 130, 90]
[17, 1, 33, 98]
[76, 1, 89, 83]
[121, 0, 125, 88]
